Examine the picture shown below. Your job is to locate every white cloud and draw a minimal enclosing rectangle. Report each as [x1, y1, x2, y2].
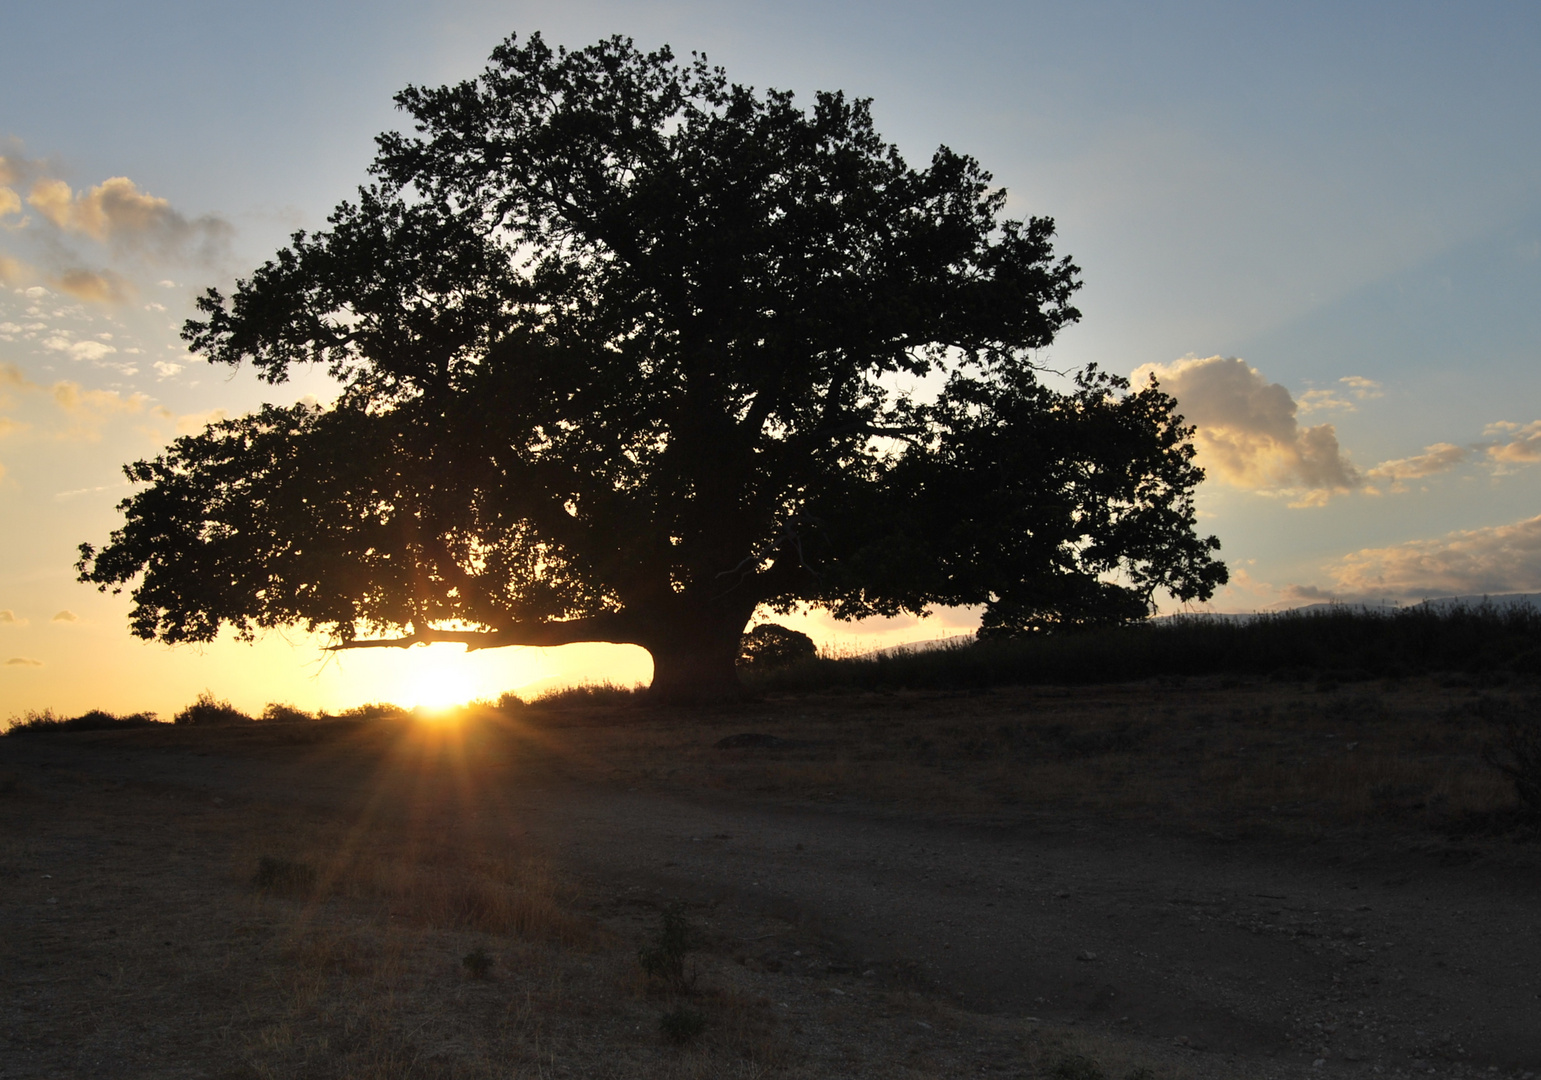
[43, 336, 118, 363]
[153, 360, 183, 379]
[5, 657, 43, 667]
[1131, 355, 1360, 506]
[51, 610, 78, 623]
[1323, 513, 1541, 600]
[0, 609, 20, 625]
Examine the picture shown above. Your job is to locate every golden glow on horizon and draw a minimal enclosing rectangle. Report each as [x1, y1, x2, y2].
[399, 646, 482, 710]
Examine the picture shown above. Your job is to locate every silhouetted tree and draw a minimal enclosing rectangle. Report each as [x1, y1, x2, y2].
[78, 33, 1226, 701]
[739, 624, 817, 669]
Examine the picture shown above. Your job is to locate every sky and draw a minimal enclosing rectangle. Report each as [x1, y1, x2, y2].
[3, 1, 1541, 719]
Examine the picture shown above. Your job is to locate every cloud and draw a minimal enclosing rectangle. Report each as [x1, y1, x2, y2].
[43, 336, 118, 363]
[53, 381, 147, 414]
[51, 610, 78, 623]
[52, 267, 135, 304]
[1340, 376, 1383, 400]
[26, 175, 231, 263]
[1132, 355, 1360, 505]
[1297, 388, 1353, 413]
[1484, 420, 1541, 465]
[0, 254, 30, 285]
[0, 186, 20, 219]
[5, 657, 43, 667]
[1296, 376, 1382, 415]
[1323, 513, 1541, 600]
[0, 609, 19, 624]
[1365, 442, 1469, 490]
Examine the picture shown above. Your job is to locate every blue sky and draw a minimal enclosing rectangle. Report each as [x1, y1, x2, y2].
[3, 1, 1541, 716]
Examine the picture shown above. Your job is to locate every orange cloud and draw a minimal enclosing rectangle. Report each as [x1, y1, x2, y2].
[1132, 355, 1360, 506]
[1365, 442, 1469, 490]
[52, 267, 135, 304]
[26, 175, 230, 262]
[1325, 513, 1541, 600]
[1484, 420, 1541, 465]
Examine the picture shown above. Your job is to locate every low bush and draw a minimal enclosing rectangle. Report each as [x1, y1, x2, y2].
[3, 708, 160, 735]
[461, 945, 495, 980]
[260, 702, 313, 723]
[174, 692, 251, 725]
[252, 855, 318, 897]
[639, 903, 697, 993]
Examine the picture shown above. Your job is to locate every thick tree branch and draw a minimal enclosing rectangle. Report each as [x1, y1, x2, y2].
[329, 613, 636, 652]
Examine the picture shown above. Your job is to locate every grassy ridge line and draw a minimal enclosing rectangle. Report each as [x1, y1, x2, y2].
[749, 604, 1541, 693]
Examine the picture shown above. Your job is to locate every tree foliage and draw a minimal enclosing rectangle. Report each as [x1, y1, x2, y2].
[738, 623, 818, 669]
[78, 32, 1225, 698]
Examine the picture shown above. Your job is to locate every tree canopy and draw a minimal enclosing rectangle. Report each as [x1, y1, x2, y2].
[78, 32, 1226, 700]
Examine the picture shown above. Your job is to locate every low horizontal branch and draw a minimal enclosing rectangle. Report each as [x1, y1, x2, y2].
[329, 615, 636, 653]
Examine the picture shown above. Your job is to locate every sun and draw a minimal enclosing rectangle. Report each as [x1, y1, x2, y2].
[402, 646, 479, 710]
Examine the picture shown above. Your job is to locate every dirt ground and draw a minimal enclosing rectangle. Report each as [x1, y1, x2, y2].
[2, 677, 1539, 1079]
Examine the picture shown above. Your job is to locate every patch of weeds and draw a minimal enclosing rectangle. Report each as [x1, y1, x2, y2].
[639, 903, 697, 993]
[1482, 700, 1541, 818]
[1051, 1054, 1106, 1080]
[461, 945, 495, 980]
[659, 1004, 706, 1045]
[252, 855, 317, 897]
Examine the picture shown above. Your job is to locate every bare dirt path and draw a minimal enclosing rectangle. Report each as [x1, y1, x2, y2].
[3, 727, 1539, 1077]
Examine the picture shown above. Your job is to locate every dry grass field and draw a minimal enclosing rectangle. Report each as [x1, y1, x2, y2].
[2, 674, 1538, 1079]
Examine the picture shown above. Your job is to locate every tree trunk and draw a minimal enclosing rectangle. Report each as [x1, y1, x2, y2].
[641, 609, 752, 704]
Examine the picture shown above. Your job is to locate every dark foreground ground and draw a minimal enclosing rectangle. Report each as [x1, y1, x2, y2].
[2, 677, 1539, 1079]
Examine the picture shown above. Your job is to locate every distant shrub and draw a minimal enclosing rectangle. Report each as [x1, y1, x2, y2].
[495, 691, 526, 712]
[174, 692, 251, 725]
[260, 702, 313, 723]
[4, 708, 160, 736]
[462, 945, 495, 980]
[252, 855, 317, 896]
[333, 702, 405, 721]
[738, 623, 817, 669]
[531, 682, 644, 708]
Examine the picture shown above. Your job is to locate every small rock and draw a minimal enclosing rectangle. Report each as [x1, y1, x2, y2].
[1077, 950, 1098, 962]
